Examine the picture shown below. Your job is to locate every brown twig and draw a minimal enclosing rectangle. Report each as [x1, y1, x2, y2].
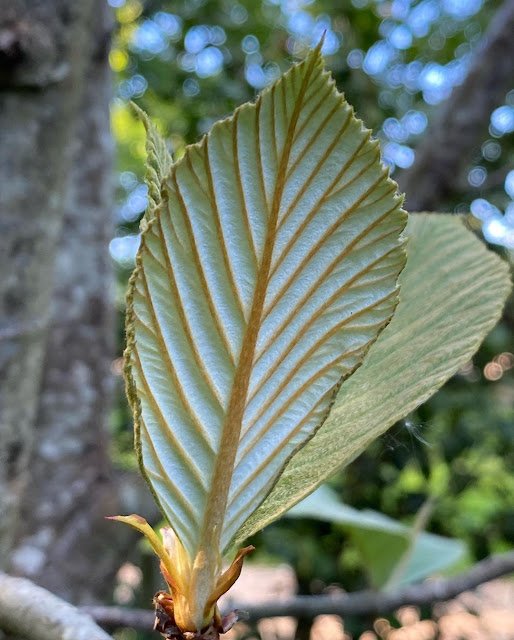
[81, 551, 514, 627]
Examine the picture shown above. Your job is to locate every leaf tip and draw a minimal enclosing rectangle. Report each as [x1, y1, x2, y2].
[309, 35, 326, 68]
[129, 100, 148, 124]
[106, 513, 149, 526]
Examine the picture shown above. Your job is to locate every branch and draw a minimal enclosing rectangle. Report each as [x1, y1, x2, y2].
[397, 0, 514, 210]
[0, 572, 113, 640]
[2, 553, 512, 638]
[83, 552, 514, 627]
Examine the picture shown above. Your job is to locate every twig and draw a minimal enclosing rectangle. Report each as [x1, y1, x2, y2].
[0, 572, 113, 640]
[397, 0, 514, 210]
[82, 551, 514, 627]
[1, 553, 512, 639]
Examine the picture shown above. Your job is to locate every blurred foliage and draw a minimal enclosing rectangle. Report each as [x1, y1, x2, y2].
[286, 486, 467, 590]
[107, 0, 514, 627]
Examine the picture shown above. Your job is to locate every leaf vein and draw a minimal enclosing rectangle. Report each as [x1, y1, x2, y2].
[228, 387, 334, 515]
[170, 173, 237, 364]
[134, 346, 211, 491]
[233, 110, 260, 267]
[265, 168, 392, 320]
[292, 79, 335, 145]
[247, 313, 386, 438]
[140, 416, 202, 537]
[251, 235, 401, 403]
[137, 266, 217, 453]
[204, 136, 248, 322]
[242, 337, 378, 462]
[153, 217, 227, 408]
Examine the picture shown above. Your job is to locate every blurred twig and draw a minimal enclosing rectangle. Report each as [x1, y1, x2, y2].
[83, 551, 514, 627]
[0, 572, 112, 640]
[397, 0, 514, 210]
[1, 553, 512, 639]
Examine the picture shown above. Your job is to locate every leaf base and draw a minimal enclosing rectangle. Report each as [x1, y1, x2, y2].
[153, 591, 244, 639]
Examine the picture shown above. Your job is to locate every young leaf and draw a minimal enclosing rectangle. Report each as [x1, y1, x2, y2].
[236, 213, 512, 544]
[131, 101, 172, 221]
[122, 46, 406, 632]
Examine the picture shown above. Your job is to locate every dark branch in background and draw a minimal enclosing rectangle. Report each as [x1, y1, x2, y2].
[82, 551, 514, 628]
[396, 0, 514, 210]
[0, 572, 112, 640]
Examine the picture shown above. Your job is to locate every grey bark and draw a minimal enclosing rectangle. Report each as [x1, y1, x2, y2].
[397, 0, 514, 210]
[0, 0, 98, 569]
[1, 0, 162, 604]
[7, 0, 121, 604]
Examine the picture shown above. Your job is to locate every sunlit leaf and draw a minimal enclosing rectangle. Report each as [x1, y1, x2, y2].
[287, 485, 466, 589]
[237, 213, 511, 544]
[123, 46, 406, 630]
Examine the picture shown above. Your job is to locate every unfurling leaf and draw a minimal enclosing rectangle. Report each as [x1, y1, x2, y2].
[131, 101, 173, 221]
[117, 45, 407, 636]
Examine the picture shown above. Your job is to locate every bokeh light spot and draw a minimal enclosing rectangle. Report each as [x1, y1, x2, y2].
[246, 64, 267, 89]
[154, 12, 182, 40]
[490, 105, 514, 136]
[504, 170, 514, 198]
[183, 77, 200, 97]
[185, 25, 210, 53]
[443, 0, 483, 19]
[388, 25, 412, 50]
[109, 49, 129, 72]
[116, 0, 142, 24]
[484, 362, 503, 381]
[242, 34, 260, 54]
[402, 110, 428, 135]
[109, 234, 141, 267]
[481, 140, 501, 162]
[230, 3, 248, 25]
[195, 46, 224, 78]
[470, 198, 499, 220]
[468, 166, 487, 188]
[383, 142, 415, 169]
[347, 49, 364, 69]
[363, 41, 395, 75]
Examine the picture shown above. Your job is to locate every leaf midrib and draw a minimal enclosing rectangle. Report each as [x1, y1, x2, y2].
[195, 51, 321, 561]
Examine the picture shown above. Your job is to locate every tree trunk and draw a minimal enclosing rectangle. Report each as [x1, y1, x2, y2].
[397, 0, 514, 210]
[1, 0, 163, 604]
[7, 0, 122, 604]
[0, 0, 99, 568]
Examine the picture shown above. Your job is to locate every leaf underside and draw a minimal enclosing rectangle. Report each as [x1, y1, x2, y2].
[235, 213, 512, 545]
[125, 47, 406, 562]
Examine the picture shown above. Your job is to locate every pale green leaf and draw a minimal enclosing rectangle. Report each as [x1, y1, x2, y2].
[131, 101, 172, 219]
[236, 213, 512, 544]
[287, 486, 466, 589]
[398, 528, 467, 588]
[125, 45, 406, 581]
